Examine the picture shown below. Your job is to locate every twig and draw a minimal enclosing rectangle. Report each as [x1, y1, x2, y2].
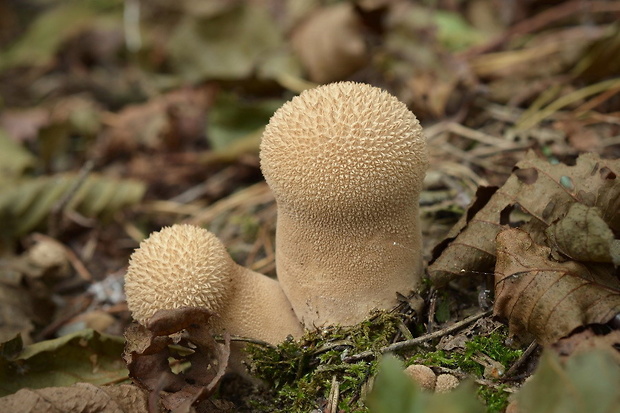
[213, 334, 277, 349]
[343, 310, 492, 363]
[48, 160, 95, 237]
[503, 340, 538, 379]
[325, 375, 340, 413]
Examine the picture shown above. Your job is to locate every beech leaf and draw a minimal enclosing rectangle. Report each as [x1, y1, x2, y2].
[494, 228, 620, 345]
[0, 383, 148, 413]
[429, 151, 620, 286]
[546, 203, 618, 264]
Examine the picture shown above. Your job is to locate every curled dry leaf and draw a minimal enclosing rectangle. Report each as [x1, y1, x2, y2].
[429, 151, 620, 287]
[0, 383, 148, 413]
[545, 203, 620, 265]
[123, 307, 230, 412]
[494, 228, 620, 345]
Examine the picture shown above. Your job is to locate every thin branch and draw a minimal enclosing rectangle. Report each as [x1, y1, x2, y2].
[213, 334, 277, 350]
[344, 310, 492, 363]
[503, 340, 538, 379]
[48, 160, 95, 237]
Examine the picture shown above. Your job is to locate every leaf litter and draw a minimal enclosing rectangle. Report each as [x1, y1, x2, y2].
[0, 0, 619, 411]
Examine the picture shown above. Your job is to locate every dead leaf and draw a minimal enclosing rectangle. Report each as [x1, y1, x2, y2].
[546, 203, 619, 265]
[96, 86, 215, 159]
[291, 3, 368, 84]
[552, 329, 620, 365]
[494, 228, 620, 345]
[0, 383, 148, 413]
[0, 329, 127, 397]
[429, 151, 620, 286]
[123, 307, 230, 412]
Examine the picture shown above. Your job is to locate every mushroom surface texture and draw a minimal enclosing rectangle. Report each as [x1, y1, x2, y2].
[435, 374, 460, 393]
[124, 224, 303, 344]
[404, 364, 436, 391]
[260, 81, 428, 327]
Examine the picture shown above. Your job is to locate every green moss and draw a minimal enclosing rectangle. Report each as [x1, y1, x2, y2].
[246, 312, 402, 412]
[246, 317, 521, 412]
[478, 384, 510, 413]
[410, 330, 521, 374]
[408, 328, 521, 411]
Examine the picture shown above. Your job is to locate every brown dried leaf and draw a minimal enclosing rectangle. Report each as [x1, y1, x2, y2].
[96, 86, 215, 159]
[123, 307, 230, 412]
[552, 329, 620, 365]
[494, 228, 620, 345]
[546, 203, 619, 264]
[429, 151, 620, 286]
[0, 383, 148, 413]
[291, 3, 368, 84]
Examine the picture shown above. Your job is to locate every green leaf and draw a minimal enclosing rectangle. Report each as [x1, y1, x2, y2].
[0, 1, 122, 71]
[168, 3, 284, 82]
[0, 129, 35, 184]
[366, 355, 485, 413]
[207, 92, 284, 151]
[0, 329, 128, 397]
[517, 350, 620, 413]
[366, 355, 419, 413]
[433, 11, 486, 52]
[0, 173, 146, 241]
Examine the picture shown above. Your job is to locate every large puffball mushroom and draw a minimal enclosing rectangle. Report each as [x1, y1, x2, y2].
[260, 82, 428, 328]
[124, 224, 303, 345]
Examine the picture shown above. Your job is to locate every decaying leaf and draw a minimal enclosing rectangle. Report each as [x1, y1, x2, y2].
[291, 3, 368, 84]
[0, 237, 70, 341]
[494, 228, 620, 345]
[552, 329, 620, 365]
[546, 203, 620, 265]
[123, 307, 230, 412]
[429, 151, 620, 287]
[96, 86, 215, 159]
[514, 350, 620, 413]
[0, 329, 127, 397]
[0, 382, 148, 413]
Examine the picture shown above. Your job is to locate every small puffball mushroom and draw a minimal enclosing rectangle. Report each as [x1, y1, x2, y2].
[124, 224, 303, 345]
[260, 81, 428, 328]
[404, 364, 436, 391]
[435, 374, 460, 393]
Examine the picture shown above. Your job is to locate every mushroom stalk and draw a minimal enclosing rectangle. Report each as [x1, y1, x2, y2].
[124, 224, 303, 345]
[260, 82, 428, 328]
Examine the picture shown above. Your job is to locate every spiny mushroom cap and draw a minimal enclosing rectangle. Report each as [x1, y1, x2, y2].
[124, 224, 234, 325]
[260, 81, 428, 221]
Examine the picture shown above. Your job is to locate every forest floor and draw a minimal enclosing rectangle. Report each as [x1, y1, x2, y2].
[0, 1, 619, 412]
